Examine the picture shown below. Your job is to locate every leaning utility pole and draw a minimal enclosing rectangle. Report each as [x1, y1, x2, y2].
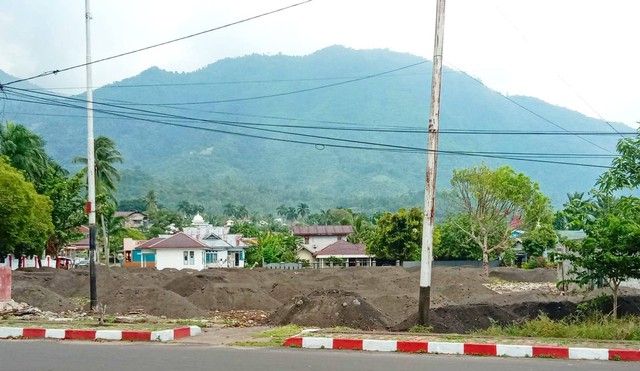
[85, 0, 98, 310]
[418, 0, 446, 326]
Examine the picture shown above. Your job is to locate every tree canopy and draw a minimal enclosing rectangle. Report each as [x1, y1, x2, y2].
[0, 158, 54, 258]
[450, 164, 552, 275]
[367, 207, 422, 263]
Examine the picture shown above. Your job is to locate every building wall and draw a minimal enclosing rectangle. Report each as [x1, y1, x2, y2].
[296, 249, 315, 264]
[302, 235, 341, 255]
[155, 249, 206, 271]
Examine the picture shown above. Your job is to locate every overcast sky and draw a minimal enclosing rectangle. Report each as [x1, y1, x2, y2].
[0, 0, 638, 127]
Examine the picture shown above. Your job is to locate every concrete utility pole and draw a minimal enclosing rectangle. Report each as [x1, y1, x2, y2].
[418, 0, 447, 326]
[85, 0, 98, 310]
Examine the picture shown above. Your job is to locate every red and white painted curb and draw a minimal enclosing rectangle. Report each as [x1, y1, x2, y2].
[0, 326, 201, 342]
[282, 336, 640, 362]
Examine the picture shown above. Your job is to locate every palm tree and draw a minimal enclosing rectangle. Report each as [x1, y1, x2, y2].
[0, 122, 49, 184]
[276, 204, 288, 219]
[144, 190, 158, 213]
[297, 203, 310, 222]
[73, 136, 124, 199]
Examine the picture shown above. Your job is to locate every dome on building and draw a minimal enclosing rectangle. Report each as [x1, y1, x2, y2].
[192, 212, 205, 225]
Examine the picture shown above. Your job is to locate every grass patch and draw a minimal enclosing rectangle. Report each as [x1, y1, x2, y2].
[408, 325, 433, 334]
[234, 325, 303, 347]
[473, 314, 640, 341]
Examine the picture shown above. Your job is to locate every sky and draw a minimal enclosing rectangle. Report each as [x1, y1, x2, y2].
[0, 0, 638, 127]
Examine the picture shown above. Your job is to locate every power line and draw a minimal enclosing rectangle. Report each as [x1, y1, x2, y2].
[1, 0, 313, 86]
[443, 61, 614, 154]
[1, 86, 613, 168]
[3, 109, 636, 138]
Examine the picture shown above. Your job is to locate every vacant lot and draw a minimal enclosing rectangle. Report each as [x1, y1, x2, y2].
[10, 266, 640, 333]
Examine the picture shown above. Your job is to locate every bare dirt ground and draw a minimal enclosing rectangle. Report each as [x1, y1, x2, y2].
[9, 266, 640, 333]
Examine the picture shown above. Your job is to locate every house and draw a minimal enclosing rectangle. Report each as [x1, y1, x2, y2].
[292, 225, 355, 264]
[115, 211, 149, 229]
[314, 240, 373, 267]
[128, 214, 247, 270]
[182, 213, 247, 268]
[136, 232, 211, 270]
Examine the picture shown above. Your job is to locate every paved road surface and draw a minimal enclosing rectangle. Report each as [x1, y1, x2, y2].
[1, 340, 637, 371]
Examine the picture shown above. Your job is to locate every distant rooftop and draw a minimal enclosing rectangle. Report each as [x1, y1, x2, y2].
[292, 225, 354, 236]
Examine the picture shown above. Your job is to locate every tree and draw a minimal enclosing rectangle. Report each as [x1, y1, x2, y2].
[230, 222, 260, 237]
[367, 208, 422, 263]
[296, 203, 310, 222]
[597, 131, 640, 192]
[0, 158, 54, 258]
[146, 209, 185, 238]
[118, 197, 147, 212]
[450, 164, 552, 276]
[0, 122, 49, 184]
[73, 136, 124, 199]
[559, 196, 640, 318]
[521, 224, 557, 259]
[433, 214, 482, 261]
[347, 214, 374, 244]
[245, 231, 301, 266]
[144, 190, 158, 213]
[38, 165, 86, 257]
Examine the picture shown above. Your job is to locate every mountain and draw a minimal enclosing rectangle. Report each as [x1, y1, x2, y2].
[0, 46, 626, 214]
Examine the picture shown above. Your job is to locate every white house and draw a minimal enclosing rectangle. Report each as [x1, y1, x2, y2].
[292, 225, 354, 264]
[182, 213, 246, 268]
[137, 232, 211, 270]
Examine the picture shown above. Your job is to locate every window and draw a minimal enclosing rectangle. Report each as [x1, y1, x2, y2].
[304, 236, 309, 244]
[183, 250, 195, 265]
[337, 236, 343, 241]
[239, 252, 244, 260]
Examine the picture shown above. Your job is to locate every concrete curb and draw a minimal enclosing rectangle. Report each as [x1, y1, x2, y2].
[282, 336, 640, 362]
[0, 326, 201, 342]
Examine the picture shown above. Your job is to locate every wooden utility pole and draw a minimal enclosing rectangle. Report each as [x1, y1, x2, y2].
[418, 0, 447, 326]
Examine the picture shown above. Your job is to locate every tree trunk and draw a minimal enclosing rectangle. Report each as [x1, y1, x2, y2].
[482, 250, 490, 276]
[612, 283, 619, 318]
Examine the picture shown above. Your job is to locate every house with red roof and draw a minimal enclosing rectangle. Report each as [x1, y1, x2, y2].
[292, 225, 355, 264]
[314, 240, 373, 268]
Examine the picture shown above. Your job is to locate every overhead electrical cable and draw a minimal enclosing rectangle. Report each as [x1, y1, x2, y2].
[1, 86, 613, 168]
[0, 0, 313, 86]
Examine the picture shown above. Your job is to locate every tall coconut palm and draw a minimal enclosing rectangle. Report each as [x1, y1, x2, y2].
[73, 136, 124, 199]
[297, 203, 310, 222]
[0, 122, 49, 184]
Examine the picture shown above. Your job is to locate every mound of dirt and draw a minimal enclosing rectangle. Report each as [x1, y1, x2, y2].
[10, 265, 640, 332]
[268, 290, 392, 331]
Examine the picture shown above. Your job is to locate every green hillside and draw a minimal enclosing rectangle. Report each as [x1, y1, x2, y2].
[0, 46, 624, 214]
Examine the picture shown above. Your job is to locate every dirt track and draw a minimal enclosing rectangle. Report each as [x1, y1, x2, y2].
[10, 266, 640, 333]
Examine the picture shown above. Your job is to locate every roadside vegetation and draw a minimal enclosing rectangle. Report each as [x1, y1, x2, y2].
[473, 313, 640, 341]
[233, 325, 303, 347]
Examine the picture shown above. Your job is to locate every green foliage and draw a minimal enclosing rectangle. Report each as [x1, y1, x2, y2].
[501, 246, 517, 267]
[408, 325, 433, 334]
[558, 195, 640, 317]
[450, 164, 552, 275]
[522, 225, 557, 258]
[522, 257, 553, 269]
[597, 132, 640, 192]
[474, 313, 640, 341]
[433, 214, 482, 260]
[0, 121, 49, 184]
[229, 222, 260, 238]
[0, 158, 54, 257]
[109, 227, 146, 253]
[177, 200, 204, 217]
[118, 197, 147, 211]
[146, 209, 185, 238]
[73, 135, 123, 200]
[245, 231, 301, 266]
[367, 207, 422, 262]
[37, 167, 86, 256]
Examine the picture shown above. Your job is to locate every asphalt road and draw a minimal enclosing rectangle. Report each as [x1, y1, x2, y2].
[0, 340, 637, 371]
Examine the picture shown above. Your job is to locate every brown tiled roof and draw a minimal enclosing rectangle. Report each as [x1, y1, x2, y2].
[292, 225, 354, 236]
[136, 237, 165, 249]
[314, 241, 368, 257]
[144, 232, 207, 249]
[115, 211, 147, 218]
